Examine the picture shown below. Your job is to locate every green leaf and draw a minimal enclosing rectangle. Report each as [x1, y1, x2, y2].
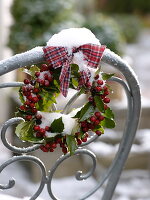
[101, 73, 114, 80]
[94, 95, 104, 112]
[15, 120, 43, 143]
[51, 117, 64, 133]
[19, 89, 25, 104]
[71, 78, 79, 88]
[93, 125, 104, 134]
[36, 89, 57, 112]
[79, 102, 95, 122]
[101, 118, 116, 128]
[103, 107, 114, 119]
[95, 67, 101, 76]
[66, 135, 77, 155]
[21, 65, 40, 77]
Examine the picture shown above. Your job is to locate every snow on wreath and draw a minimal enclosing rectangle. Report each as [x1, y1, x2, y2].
[15, 28, 115, 155]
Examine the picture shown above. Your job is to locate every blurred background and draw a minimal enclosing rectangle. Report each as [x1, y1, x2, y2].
[0, 0, 150, 199]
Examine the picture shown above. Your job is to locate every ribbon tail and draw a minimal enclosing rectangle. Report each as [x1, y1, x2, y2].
[59, 63, 71, 97]
[78, 69, 91, 88]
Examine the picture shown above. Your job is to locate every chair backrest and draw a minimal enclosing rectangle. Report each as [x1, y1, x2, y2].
[0, 47, 141, 200]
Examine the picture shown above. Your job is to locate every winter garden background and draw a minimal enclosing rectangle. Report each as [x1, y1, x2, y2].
[0, 0, 150, 199]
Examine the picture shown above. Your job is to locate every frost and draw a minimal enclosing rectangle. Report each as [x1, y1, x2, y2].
[46, 28, 101, 73]
[38, 111, 78, 137]
[47, 27, 100, 48]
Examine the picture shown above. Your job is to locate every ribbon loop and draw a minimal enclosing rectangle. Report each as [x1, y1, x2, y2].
[43, 44, 106, 97]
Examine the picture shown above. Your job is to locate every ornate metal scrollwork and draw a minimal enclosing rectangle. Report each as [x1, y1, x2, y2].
[0, 48, 141, 200]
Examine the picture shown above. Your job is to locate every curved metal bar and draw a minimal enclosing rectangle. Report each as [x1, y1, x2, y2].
[0, 47, 44, 76]
[0, 82, 24, 88]
[0, 155, 47, 200]
[47, 149, 96, 200]
[0, 47, 141, 200]
[80, 76, 133, 199]
[1, 117, 41, 154]
[101, 49, 141, 200]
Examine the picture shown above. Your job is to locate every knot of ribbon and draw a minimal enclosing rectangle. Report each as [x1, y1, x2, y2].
[43, 43, 106, 97]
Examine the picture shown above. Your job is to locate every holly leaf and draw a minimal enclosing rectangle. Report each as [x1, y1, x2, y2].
[79, 102, 95, 122]
[66, 135, 77, 155]
[71, 78, 79, 88]
[93, 125, 104, 134]
[15, 120, 43, 143]
[103, 107, 114, 119]
[36, 89, 57, 111]
[51, 117, 64, 133]
[19, 89, 25, 104]
[21, 65, 40, 77]
[101, 73, 114, 80]
[94, 95, 104, 112]
[101, 118, 116, 128]
[71, 64, 80, 77]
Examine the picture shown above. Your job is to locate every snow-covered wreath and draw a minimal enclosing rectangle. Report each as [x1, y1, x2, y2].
[15, 28, 115, 155]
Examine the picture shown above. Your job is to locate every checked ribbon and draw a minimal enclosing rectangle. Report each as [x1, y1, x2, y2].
[43, 44, 106, 97]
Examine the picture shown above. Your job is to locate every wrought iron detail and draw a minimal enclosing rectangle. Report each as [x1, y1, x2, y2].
[0, 47, 141, 200]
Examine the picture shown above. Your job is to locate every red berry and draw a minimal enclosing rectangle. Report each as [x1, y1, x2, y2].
[44, 80, 50, 86]
[88, 96, 94, 102]
[86, 82, 92, 88]
[95, 130, 102, 136]
[82, 137, 87, 142]
[40, 80, 45, 85]
[24, 79, 30, 84]
[51, 143, 57, 149]
[40, 128, 45, 135]
[88, 124, 95, 130]
[97, 80, 103, 85]
[41, 64, 48, 72]
[34, 125, 40, 131]
[103, 97, 110, 103]
[83, 127, 89, 132]
[20, 105, 26, 110]
[55, 138, 62, 144]
[24, 101, 30, 106]
[94, 74, 99, 80]
[35, 72, 40, 77]
[31, 108, 37, 114]
[27, 95, 33, 101]
[45, 126, 50, 131]
[95, 112, 101, 118]
[77, 138, 82, 145]
[95, 86, 102, 92]
[33, 88, 39, 93]
[35, 114, 42, 119]
[90, 116, 97, 122]
[103, 85, 108, 91]
[81, 121, 87, 128]
[29, 103, 35, 108]
[25, 115, 32, 120]
[75, 132, 80, 137]
[104, 104, 108, 110]
[100, 95, 105, 99]
[99, 115, 105, 121]
[49, 148, 54, 152]
[48, 76, 53, 82]
[94, 119, 100, 126]
[36, 132, 43, 138]
[32, 97, 39, 103]
[62, 147, 68, 154]
[104, 90, 109, 96]
[40, 146, 48, 152]
[44, 73, 49, 80]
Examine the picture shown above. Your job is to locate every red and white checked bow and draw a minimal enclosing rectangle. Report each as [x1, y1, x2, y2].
[43, 44, 106, 97]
